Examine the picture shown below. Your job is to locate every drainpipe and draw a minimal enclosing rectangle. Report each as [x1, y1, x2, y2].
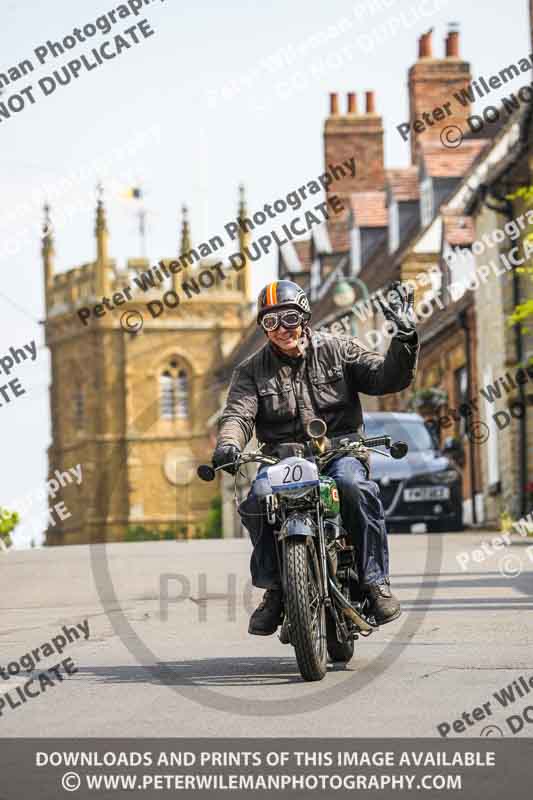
[479, 185, 527, 516]
[458, 308, 477, 524]
[510, 239, 528, 517]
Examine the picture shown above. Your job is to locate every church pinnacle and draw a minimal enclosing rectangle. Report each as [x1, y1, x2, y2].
[42, 203, 55, 310]
[180, 204, 192, 256]
[95, 184, 111, 296]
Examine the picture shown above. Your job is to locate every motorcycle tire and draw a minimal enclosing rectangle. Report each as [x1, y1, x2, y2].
[326, 611, 355, 663]
[285, 538, 327, 682]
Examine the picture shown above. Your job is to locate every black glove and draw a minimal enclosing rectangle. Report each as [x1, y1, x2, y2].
[212, 444, 241, 476]
[377, 281, 416, 339]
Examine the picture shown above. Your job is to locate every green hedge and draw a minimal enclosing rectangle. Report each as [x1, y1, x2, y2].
[125, 525, 180, 542]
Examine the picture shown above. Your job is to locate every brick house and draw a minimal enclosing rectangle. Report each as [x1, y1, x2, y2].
[213, 19, 533, 534]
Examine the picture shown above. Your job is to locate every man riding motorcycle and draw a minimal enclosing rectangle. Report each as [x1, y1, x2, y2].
[213, 279, 418, 636]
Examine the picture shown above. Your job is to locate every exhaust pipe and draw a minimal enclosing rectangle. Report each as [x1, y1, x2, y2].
[328, 577, 376, 632]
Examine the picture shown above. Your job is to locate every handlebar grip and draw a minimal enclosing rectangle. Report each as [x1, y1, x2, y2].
[197, 464, 215, 482]
[362, 436, 391, 448]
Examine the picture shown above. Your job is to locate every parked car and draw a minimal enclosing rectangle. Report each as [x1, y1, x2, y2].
[363, 412, 464, 532]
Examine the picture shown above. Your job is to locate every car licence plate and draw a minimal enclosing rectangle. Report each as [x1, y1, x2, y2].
[403, 486, 450, 502]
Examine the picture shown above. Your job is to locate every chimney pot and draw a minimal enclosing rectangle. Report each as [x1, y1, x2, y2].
[446, 27, 460, 57]
[365, 91, 375, 113]
[419, 29, 433, 58]
[347, 92, 357, 113]
[329, 92, 339, 115]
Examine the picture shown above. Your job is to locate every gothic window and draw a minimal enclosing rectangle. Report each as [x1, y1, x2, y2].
[159, 361, 190, 420]
[160, 372, 174, 419]
[176, 370, 189, 417]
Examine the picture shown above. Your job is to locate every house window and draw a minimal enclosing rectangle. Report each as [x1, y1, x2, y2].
[388, 199, 399, 254]
[160, 362, 190, 420]
[350, 227, 361, 275]
[454, 366, 469, 438]
[450, 247, 476, 288]
[484, 365, 500, 488]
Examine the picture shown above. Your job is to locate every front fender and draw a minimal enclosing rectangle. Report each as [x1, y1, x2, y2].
[278, 513, 316, 541]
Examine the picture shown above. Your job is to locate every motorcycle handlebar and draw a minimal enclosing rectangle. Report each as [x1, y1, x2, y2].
[197, 464, 216, 482]
[361, 435, 391, 449]
[197, 435, 408, 481]
[197, 453, 277, 482]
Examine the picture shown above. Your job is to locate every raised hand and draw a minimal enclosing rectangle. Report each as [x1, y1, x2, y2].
[377, 282, 416, 338]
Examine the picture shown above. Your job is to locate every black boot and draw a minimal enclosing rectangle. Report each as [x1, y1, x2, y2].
[364, 578, 401, 625]
[248, 587, 284, 636]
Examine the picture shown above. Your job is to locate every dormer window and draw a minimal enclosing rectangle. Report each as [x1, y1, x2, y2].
[388, 198, 399, 254]
[420, 177, 434, 227]
[350, 227, 361, 275]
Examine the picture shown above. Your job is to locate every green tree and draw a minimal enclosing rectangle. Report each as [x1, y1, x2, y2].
[201, 496, 222, 539]
[0, 508, 19, 550]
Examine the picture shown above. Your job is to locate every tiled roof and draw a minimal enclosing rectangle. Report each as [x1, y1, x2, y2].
[350, 191, 388, 227]
[442, 210, 476, 246]
[419, 139, 489, 178]
[386, 167, 419, 201]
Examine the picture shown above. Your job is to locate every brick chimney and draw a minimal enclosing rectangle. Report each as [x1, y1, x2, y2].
[324, 91, 384, 193]
[323, 91, 385, 250]
[408, 25, 472, 163]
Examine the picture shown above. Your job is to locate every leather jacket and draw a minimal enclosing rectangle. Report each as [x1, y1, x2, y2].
[217, 329, 419, 452]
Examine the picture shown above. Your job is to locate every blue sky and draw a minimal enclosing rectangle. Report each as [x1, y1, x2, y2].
[0, 0, 529, 546]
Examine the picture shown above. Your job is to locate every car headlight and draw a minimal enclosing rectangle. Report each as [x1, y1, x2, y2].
[429, 469, 459, 484]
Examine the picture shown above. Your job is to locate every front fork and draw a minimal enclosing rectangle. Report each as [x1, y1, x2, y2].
[315, 499, 331, 609]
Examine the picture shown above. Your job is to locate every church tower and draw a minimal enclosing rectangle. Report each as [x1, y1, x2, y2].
[44, 188, 253, 544]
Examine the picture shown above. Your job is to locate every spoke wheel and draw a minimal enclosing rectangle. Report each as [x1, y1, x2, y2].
[285, 538, 327, 682]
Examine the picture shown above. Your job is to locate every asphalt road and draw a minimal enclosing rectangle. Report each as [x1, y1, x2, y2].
[1, 531, 533, 738]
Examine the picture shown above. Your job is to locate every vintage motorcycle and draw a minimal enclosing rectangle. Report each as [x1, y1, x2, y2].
[198, 419, 408, 682]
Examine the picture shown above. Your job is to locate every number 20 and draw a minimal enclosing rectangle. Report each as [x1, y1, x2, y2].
[282, 463, 303, 483]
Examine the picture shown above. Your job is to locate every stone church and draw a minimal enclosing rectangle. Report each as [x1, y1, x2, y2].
[44, 189, 253, 545]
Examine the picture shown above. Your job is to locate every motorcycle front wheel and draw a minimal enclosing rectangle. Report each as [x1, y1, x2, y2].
[285, 537, 327, 682]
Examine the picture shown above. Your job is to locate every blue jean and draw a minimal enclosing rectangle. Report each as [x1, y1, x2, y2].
[238, 456, 389, 589]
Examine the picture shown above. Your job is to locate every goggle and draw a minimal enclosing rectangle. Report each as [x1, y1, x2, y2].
[260, 309, 305, 332]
